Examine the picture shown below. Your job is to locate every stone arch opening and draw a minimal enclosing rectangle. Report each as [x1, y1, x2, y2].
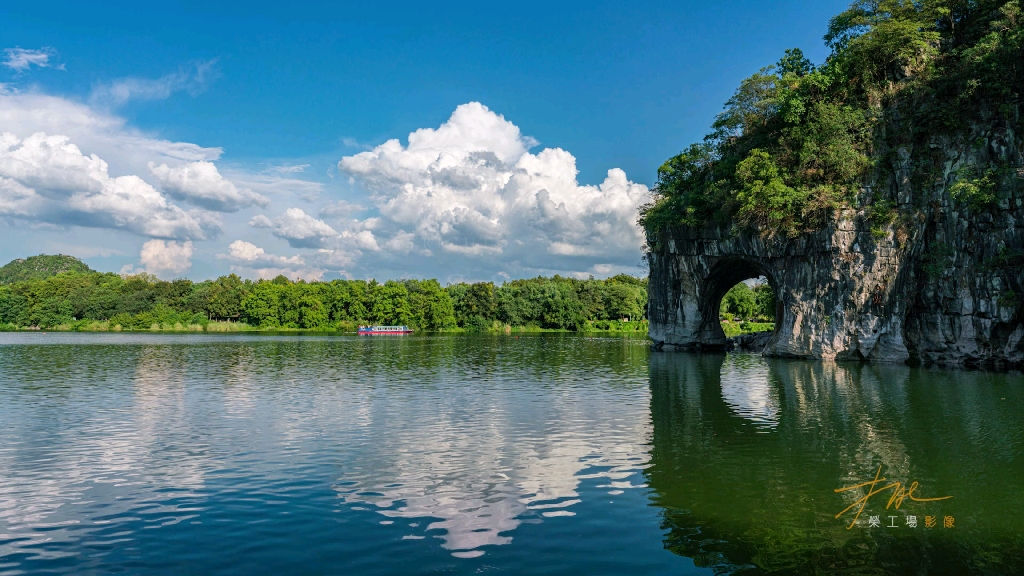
[696, 258, 779, 346]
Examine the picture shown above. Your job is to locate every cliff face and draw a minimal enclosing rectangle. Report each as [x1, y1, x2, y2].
[648, 125, 1024, 368]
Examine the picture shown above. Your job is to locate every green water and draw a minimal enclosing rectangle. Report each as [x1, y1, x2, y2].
[650, 353, 1024, 574]
[0, 333, 1022, 574]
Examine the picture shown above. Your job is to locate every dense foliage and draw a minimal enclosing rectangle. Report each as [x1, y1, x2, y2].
[0, 265, 648, 332]
[0, 254, 93, 284]
[642, 0, 1023, 237]
[0, 271, 250, 329]
[719, 282, 776, 321]
[445, 275, 647, 332]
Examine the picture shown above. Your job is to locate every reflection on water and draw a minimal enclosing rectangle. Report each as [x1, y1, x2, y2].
[649, 352, 1024, 574]
[0, 333, 676, 575]
[325, 350, 652, 556]
[719, 354, 778, 430]
[2, 333, 1024, 574]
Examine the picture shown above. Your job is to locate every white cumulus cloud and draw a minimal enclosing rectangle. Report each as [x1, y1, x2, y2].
[0, 91, 320, 254]
[338, 102, 649, 277]
[0, 132, 220, 239]
[149, 161, 269, 212]
[0, 90, 648, 281]
[217, 239, 323, 281]
[221, 240, 304, 266]
[313, 248, 358, 270]
[247, 266, 325, 282]
[250, 207, 340, 248]
[0, 92, 221, 176]
[138, 239, 193, 278]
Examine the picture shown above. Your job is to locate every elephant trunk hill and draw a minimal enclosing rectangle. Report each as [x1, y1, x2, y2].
[643, 1, 1024, 368]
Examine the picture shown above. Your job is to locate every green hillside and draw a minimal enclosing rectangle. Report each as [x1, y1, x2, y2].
[0, 255, 94, 284]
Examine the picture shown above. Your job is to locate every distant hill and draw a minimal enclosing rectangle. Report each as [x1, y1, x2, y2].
[0, 255, 94, 284]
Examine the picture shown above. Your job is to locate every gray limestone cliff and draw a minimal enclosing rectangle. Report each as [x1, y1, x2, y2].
[648, 124, 1024, 368]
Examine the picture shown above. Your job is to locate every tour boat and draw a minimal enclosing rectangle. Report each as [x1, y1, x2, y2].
[357, 325, 414, 335]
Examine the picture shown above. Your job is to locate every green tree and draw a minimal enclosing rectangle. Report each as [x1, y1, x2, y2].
[541, 281, 584, 329]
[452, 282, 496, 328]
[734, 149, 807, 236]
[0, 255, 651, 333]
[351, 281, 372, 321]
[241, 282, 282, 327]
[577, 279, 606, 320]
[207, 274, 247, 319]
[31, 296, 74, 326]
[371, 281, 412, 325]
[406, 279, 456, 330]
[603, 283, 646, 320]
[0, 287, 28, 325]
[297, 292, 329, 329]
[496, 281, 543, 326]
[753, 283, 776, 320]
[720, 283, 758, 320]
[0, 254, 92, 284]
[81, 280, 122, 320]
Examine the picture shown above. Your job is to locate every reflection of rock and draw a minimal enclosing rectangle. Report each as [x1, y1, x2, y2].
[647, 352, 1024, 573]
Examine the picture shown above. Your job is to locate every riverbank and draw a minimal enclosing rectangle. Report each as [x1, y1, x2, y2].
[0, 319, 651, 334]
[0, 320, 256, 333]
[721, 320, 774, 337]
[1, 319, 772, 339]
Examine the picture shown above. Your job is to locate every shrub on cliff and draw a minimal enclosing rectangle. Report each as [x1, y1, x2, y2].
[641, 0, 1023, 239]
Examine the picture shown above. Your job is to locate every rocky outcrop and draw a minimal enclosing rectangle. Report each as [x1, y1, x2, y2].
[730, 331, 772, 352]
[648, 125, 1024, 368]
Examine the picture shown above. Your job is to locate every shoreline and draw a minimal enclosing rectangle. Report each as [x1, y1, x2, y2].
[1, 319, 775, 338]
[0, 320, 653, 335]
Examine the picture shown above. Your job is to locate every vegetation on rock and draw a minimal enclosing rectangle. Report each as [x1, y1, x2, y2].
[641, 0, 1023, 238]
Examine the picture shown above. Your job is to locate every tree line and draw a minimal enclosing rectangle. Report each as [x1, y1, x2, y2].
[0, 270, 648, 332]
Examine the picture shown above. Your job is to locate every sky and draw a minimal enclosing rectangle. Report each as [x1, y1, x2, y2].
[0, 0, 850, 283]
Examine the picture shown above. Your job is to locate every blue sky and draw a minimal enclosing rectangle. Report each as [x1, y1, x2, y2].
[1, 0, 849, 282]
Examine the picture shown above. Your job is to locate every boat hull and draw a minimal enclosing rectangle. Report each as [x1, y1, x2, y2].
[357, 326, 414, 335]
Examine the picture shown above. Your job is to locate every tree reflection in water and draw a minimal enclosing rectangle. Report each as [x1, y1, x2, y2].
[646, 352, 1024, 575]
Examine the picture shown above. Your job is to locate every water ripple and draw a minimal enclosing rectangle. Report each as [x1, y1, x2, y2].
[0, 333, 674, 575]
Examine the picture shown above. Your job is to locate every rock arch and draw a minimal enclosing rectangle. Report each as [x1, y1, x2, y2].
[692, 257, 778, 347]
[646, 216, 914, 362]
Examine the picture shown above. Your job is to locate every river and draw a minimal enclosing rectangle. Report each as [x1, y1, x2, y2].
[0, 333, 1022, 574]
